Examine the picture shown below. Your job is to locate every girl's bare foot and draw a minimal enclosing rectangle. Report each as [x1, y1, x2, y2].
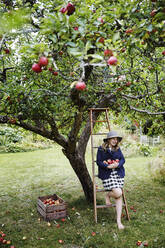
[117, 223, 125, 230]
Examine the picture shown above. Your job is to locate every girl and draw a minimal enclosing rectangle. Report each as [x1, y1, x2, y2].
[96, 130, 125, 229]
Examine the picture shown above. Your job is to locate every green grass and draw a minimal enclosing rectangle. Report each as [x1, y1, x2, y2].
[0, 145, 165, 248]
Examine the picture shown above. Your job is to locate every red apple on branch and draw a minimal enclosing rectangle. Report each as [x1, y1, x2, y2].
[60, 7, 67, 13]
[66, 3, 75, 16]
[104, 49, 113, 57]
[4, 48, 10, 54]
[53, 71, 58, 76]
[74, 26, 79, 31]
[38, 56, 49, 66]
[75, 81, 86, 90]
[32, 63, 42, 73]
[125, 29, 133, 34]
[150, 9, 157, 17]
[97, 17, 104, 24]
[162, 51, 165, 56]
[98, 37, 105, 44]
[107, 56, 118, 66]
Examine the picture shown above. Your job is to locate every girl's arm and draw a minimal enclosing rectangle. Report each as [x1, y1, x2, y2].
[117, 148, 125, 168]
[96, 148, 109, 168]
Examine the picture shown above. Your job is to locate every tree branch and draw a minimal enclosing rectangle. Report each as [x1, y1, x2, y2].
[68, 111, 83, 153]
[129, 106, 165, 115]
[78, 93, 116, 156]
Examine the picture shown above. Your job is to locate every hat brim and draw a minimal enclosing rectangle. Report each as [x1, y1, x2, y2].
[103, 136, 122, 142]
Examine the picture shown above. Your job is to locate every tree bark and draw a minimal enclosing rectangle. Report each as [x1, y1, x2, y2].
[63, 149, 93, 202]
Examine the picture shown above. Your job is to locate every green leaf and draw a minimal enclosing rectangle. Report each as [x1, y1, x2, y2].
[87, 54, 104, 61]
[66, 42, 76, 47]
[146, 24, 153, 32]
[85, 41, 95, 53]
[112, 32, 120, 42]
[48, 35, 57, 43]
[67, 47, 83, 57]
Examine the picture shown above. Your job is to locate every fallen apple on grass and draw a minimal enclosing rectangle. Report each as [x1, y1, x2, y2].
[143, 241, 149, 247]
[136, 240, 142, 246]
[91, 232, 96, 236]
[61, 218, 66, 222]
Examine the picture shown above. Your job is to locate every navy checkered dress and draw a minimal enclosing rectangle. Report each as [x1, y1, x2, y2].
[102, 169, 124, 191]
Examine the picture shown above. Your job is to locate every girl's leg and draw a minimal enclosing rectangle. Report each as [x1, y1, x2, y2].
[115, 196, 124, 229]
[108, 188, 125, 229]
[105, 192, 112, 205]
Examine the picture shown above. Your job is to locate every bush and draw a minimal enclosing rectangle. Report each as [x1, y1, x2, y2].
[0, 125, 53, 153]
[0, 127, 23, 145]
[149, 154, 165, 184]
[138, 144, 151, 156]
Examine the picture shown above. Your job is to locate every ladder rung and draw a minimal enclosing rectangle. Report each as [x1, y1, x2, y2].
[96, 203, 126, 209]
[96, 189, 106, 192]
[89, 108, 109, 111]
[92, 120, 108, 123]
[96, 204, 116, 209]
[92, 146, 99, 149]
[92, 133, 108, 135]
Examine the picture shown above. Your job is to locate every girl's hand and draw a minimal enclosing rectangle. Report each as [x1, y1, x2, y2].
[107, 162, 119, 169]
[103, 160, 108, 165]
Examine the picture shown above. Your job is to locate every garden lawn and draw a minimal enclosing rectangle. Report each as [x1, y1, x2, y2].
[0, 145, 165, 248]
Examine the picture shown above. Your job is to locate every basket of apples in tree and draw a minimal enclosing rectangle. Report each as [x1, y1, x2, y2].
[37, 194, 67, 220]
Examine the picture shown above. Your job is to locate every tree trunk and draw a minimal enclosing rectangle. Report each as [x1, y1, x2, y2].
[63, 149, 93, 203]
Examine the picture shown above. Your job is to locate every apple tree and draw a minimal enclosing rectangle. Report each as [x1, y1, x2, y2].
[0, 0, 165, 201]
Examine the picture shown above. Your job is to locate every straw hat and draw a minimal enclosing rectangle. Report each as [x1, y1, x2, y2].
[103, 130, 122, 142]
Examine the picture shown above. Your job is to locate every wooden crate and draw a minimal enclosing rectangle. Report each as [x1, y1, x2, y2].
[37, 193, 67, 220]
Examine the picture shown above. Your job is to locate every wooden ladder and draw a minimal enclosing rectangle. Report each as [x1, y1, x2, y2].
[89, 108, 130, 223]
